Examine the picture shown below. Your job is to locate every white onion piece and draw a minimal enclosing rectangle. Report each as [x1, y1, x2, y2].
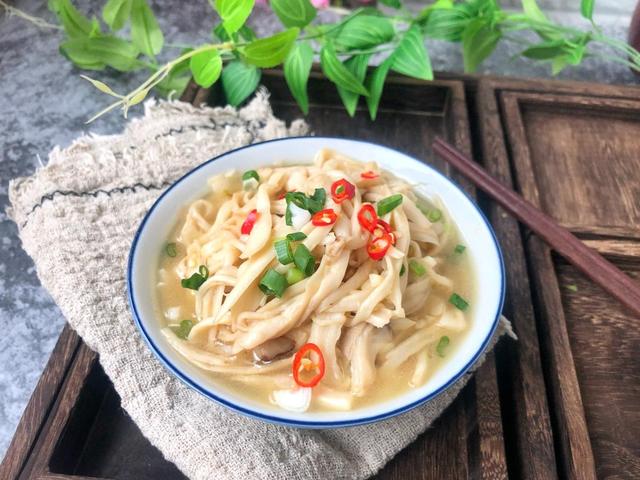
[290, 203, 311, 230]
[165, 306, 181, 321]
[313, 385, 353, 411]
[271, 387, 312, 412]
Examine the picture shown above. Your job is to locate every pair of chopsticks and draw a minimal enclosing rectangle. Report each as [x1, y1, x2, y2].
[432, 137, 640, 318]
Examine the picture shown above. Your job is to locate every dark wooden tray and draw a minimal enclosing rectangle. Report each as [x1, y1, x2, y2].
[2, 70, 639, 480]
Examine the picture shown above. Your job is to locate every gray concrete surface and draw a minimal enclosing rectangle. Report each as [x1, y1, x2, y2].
[0, 0, 637, 460]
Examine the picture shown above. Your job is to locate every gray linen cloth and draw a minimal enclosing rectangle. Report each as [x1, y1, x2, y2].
[8, 92, 513, 480]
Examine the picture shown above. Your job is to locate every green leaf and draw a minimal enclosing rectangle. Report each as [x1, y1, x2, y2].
[422, 6, 471, 41]
[522, 34, 590, 74]
[221, 60, 261, 106]
[462, 19, 501, 73]
[580, 0, 594, 21]
[284, 41, 314, 114]
[156, 74, 190, 97]
[365, 56, 392, 121]
[391, 24, 433, 81]
[336, 54, 370, 117]
[334, 15, 395, 50]
[215, 0, 255, 35]
[378, 0, 401, 8]
[320, 44, 369, 96]
[416, 0, 454, 25]
[521, 39, 568, 60]
[270, 0, 316, 28]
[156, 50, 192, 96]
[522, 0, 548, 24]
[60, 36, 140, 71]
[102, 0, 132, 31]
[130, 0, 164, 58]
[190, 49, 223, 87]
[551, 56, 568, 75]
[243, 28, 299, 68]
[212, 23, 230, 42]
[49, 0, 100, 38]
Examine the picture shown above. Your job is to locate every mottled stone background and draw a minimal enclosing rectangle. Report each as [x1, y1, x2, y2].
[0, 0, 636, 459]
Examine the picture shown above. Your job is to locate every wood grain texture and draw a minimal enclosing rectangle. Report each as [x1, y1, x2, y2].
[475, 81, 558, 480]
[498, 87, 612, 480]
[0, 325, 80, 480]
[18, 345, 98, 480]
[556, 260, 640, 479]
[432, 136, 640, 317]
[502, 92, 640, 229]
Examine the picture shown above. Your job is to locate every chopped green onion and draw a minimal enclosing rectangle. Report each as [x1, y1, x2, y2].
[242, 170, 260, 182]
[306, 188, 326, 214]
[286, 232, 307, 242]
[436, 335, 450, 357]
[173, 319, 194, 339]
[416, 202, 429, 216]
[285, 203, 292, 226]
[165, 242, 177, 257]
[259, 269, 288, 297]
[286, 267, 305, 285]
[399, 264, 406, 277]
[409, 259, 426, 276]
[376, 194, 403, 216]
[427, 208, 442, 222]
[293, 244, 315, 277]
[449, 292, 469, 311]
[565, 284, 578, 292]
[285, 192, 307, 226]
[181, 265, 209, 290]
[274, 239, 294, 265]
[454, 244, 466, 254]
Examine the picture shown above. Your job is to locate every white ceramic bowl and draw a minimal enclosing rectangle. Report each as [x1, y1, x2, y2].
[128, 137, 505, 428]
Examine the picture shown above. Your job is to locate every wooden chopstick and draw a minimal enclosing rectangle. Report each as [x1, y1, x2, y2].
[432, 137, 640, 318]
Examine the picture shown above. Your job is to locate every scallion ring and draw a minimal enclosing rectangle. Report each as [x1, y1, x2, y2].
[286, 232, 307, 242]
[286, 267, 305, 285]
[293, 244, 315, 277]
[274, 239, 294, 265]
[181, 265, 209, 290]
[449, 293, 469, 311]
[242, 170, 260, 182]
[436, 335, 450, 357]
[259, 269, 288, 297]
[377, 194, 403, 216]
[409, 259, 426, 276]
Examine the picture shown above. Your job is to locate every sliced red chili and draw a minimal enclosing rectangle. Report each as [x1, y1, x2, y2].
[372, 219, 396, 245]
[277, 191, 288, 200]
[240, 209, 259, 235]
[293, 343, 325, 388]
[357, 204, 378, 232]
[361, 170, 379, 180]
[367, 231, 392, 261]
[376, 219, 392, 233]
[331, 179, 356, 203]
[311, 208, 337, 226]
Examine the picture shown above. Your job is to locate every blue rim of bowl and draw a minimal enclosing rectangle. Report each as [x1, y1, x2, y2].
[127, 136, 506, 428]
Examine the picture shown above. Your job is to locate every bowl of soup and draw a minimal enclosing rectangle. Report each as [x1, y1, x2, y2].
[127, 137, 504, 428]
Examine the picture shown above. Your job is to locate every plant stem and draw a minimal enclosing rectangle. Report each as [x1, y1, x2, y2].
[590, 52, 640, 72]
[0, 0, 62, 30]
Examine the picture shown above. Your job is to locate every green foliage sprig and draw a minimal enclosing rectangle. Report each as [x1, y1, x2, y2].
[42, 0, 640, 122]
